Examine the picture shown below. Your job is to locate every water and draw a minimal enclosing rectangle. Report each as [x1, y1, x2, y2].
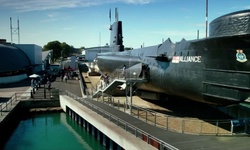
[4, 112, 106, 150]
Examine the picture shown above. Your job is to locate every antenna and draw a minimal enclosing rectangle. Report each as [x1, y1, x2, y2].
[197, 30, 200, 39]
[10, 17, 20, 44]
[205, 0, 208, 38]
[115, 7, 118, 22]
[109, 9, 111, 26]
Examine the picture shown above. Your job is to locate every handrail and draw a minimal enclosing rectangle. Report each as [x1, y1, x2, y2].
[0, 89, 60, 116]
[0, 93, 17, 116]
[64, 90, 179, 150]
[90, 91, 250, 136]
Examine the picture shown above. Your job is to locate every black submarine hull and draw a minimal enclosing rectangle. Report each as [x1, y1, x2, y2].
[96, 10, 250, 106]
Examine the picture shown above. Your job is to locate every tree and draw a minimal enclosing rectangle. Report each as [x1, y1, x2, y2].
[61, 42, 71, 58]
[43, 41, 73, 61]
[43, 41, 62, 61]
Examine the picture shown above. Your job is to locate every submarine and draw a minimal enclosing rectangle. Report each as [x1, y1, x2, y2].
[96, 9, 250, 106]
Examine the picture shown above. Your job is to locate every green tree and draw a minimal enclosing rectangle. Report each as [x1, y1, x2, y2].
[61, 42, 71, 58]
[43, 41, 75, 61]
[43, 41, 62, 61]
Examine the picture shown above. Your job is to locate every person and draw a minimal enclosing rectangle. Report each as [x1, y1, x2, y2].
[122, 65, 126, 78]
[33, 79, 37, 89]
[61, 73, 64, 82]
[99, 75, 104, 89]
[31, 79, 34, 87]
[103, 73, 109, 87]
[47, 80, 51, 91]
[63, 74, 68, 82]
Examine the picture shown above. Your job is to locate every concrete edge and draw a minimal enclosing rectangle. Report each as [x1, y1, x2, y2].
[59, 95, 156, 150]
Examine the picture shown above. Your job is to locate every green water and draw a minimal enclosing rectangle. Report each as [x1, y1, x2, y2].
[4, 112, 106, 150]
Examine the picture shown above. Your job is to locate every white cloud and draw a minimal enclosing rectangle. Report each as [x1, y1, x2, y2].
[40, 12, 69, 22]
[121, 0, 152, 4]
[244, 5, 250, 9]
[0, 0, 155, 12]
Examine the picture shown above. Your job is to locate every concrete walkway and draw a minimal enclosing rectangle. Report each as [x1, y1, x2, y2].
[52, 78, 83, 97]
[51, 77, 250, 150]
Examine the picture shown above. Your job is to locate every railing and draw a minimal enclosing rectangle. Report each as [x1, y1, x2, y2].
[83, 67, 250, 136]
[0, 93, 17, 116]
[0, 88, 60, 116]
[88, 92, 250, 136]
[64, 90, 178, 150]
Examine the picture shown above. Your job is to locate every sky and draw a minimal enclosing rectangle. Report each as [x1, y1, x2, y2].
[0, 0, 250, 49]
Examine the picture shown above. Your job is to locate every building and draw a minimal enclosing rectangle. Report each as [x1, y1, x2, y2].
[13, 44, 42, 73]
[0, 44, 32, 84]
[42, 50, 52, 70]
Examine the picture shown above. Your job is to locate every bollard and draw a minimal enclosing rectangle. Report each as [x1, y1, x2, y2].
[31, 90, 33, 98]
[44, 88, 46, 99]
[33, 87, 35, 94]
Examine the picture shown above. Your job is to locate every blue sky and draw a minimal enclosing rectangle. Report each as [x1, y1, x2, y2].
[0, 0, 250, 49]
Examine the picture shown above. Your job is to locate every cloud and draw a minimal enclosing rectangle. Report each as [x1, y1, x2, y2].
[244, 5, 250, 9]
[40, 12, 69, 22]
[0, 0, 155, 12]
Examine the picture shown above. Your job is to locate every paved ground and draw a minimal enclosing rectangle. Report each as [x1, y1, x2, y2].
[0, 79, 31, 102]
[52, 77, 82, 97]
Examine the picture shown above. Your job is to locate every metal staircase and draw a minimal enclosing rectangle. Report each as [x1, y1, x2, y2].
[92, 65, 148, 98]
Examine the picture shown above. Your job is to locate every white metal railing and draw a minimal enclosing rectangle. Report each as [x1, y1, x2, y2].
[0, 89, 60, 116]
[88, 92, 250, 136]
[64, 90, 178, 150]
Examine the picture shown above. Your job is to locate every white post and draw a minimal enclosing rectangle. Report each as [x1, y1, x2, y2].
[130, 83, 133, 115]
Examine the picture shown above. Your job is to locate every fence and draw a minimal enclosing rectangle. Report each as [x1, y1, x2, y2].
[0, 88, 60, 116]
[88, 92, 250, 136]
[1, 85, 249, 136]
[64, 90, 178, 150]
[82, 70, 250, 136]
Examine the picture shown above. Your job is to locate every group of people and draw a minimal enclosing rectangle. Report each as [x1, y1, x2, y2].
[43, 74, 52, 90]
[98, 64, 150, 90]
[99, 65, 126, 89]
[100, 73, 110, 89]
[30, 73, 52, 91]
[61, 66, 76, 83]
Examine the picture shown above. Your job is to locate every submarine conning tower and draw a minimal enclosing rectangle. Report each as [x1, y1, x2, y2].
[109, 8, 124, 52]
[209, 9, 250, 38]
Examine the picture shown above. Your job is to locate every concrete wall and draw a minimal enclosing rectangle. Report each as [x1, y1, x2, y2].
[59, 95, 155, 150]
[0, 74, 27, 84]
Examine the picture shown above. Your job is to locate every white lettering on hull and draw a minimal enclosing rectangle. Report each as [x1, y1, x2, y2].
[172, 56, 201, 63]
